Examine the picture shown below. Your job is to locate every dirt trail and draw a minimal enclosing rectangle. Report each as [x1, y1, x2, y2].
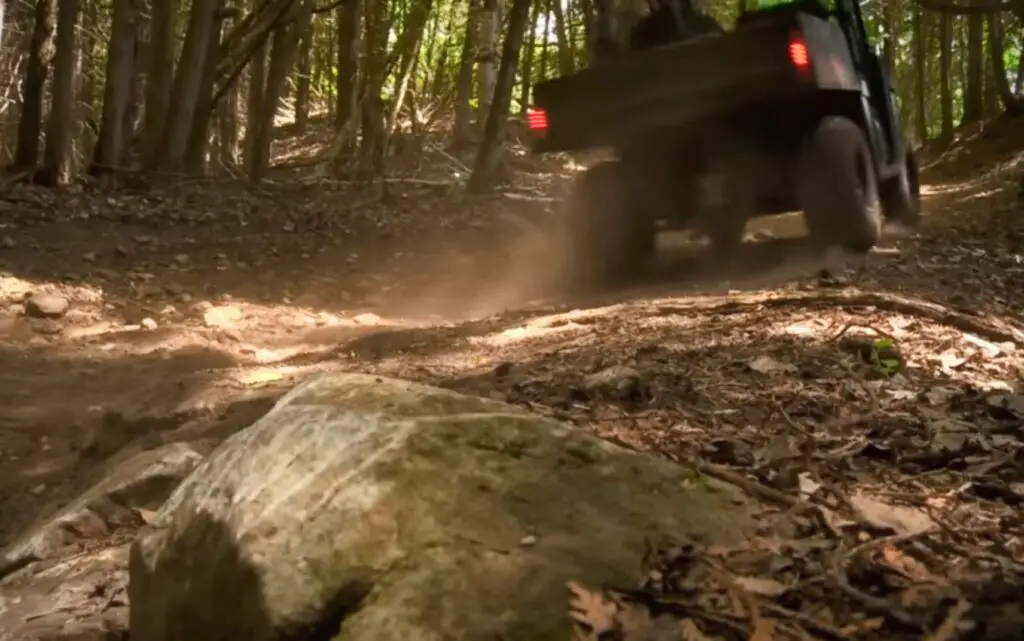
[1, 126, 1023, 634]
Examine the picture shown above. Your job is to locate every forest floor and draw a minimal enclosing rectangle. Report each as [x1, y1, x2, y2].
[1, 116, 1024, 638]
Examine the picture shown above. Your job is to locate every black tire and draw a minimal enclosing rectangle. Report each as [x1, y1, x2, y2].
[797, 117, 883, 254]
[562, 161, 655, 290]
[880, 148, 921, 228]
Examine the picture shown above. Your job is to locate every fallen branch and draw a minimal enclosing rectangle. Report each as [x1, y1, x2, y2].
[655, 289, 1024, 346]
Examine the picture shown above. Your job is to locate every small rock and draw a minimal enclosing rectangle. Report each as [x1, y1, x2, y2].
[30, 484, 46, 495]
[174, 254, 190, 265]
[520, 535, 537, 547]
[583, 365, 642, 399]
[1, 236, 15, 248]
[747, 355, 797, 375]
[203, 305, 243, 328]
[353, 312, 382, 326]
[23, 293, 69, 319]
[140, 317, 158, 330]
[81, 251, 97, 262]
[34, 319, 64, 335]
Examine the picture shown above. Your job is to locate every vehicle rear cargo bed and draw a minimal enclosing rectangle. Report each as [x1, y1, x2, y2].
[532, 20, 806, 152]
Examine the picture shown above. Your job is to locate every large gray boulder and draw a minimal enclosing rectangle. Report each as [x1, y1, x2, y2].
[130, 373, 759, 641]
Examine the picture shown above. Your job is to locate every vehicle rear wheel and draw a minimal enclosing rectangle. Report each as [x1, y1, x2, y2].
[562, 161, 655, 290]
[696, 148, 754, 260]
[880, 148, 921, 228]
[797, 116, 882, 254]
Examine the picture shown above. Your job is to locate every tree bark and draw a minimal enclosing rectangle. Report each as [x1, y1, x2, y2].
[92, 0, 138, 181]
[140, 0, 178, 170]
[157, 0, 220, 171]
[476, 0, 499, 133]
[334, 0, 361, 132]
[451, 0, 479, 147]
[184, 2, 227, 171]
[14, 0, 55, 172]
[293, 3, 314, 132]
[41, 0, 80, 185]
[468, 0, 531, 192]
[250, 0, 309, 181]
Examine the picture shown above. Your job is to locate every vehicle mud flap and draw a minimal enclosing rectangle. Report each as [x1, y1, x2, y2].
[880, 148, 921, 229]
[561, 161, 655, 291]
[797, 117, 882, 254]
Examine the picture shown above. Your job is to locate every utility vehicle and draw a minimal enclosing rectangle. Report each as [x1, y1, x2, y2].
[527, 0, 921, 286]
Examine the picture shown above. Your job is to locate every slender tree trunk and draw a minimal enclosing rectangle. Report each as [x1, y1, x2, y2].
[962, 11, 983, 124]
[551, 0, 574, 75]
[938, 12, 952, 142]
[476, 0, 499, 133]
[41, 0, 79, 185]
[244, 41, 266, 171]
[293, 4, 314, 132]
[14, 0, 55, 171]
[468, 0, 531, 192]
[452, 0, 479, 146]
[156, 0, 219, 170]
[140, 0, 178, 170]
[988, 11, 1023, 115]
[184, 2, 226, 171]
[92, 0, 137, 181]
[912, 5, 926, 143]
[334, 0, 360, 131]
[519, 0, 538, 117]
[358, 0, 389, 178]
[251, 0, 309, 181]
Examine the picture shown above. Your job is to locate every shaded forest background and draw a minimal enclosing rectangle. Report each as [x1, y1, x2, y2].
[0, 0, 1020, 193]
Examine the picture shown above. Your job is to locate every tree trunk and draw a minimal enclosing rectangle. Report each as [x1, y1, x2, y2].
[983, 18, 999, 117]
[293, 3, 314, 132]
[156, 0, 219, 171]
[468, 0, 531, 192]
[358, 0, 389, 178]
[519, 0, 538, 116]
[92, 0, 137, 181]
[476, 0, 499, 133]
[14, 0, 55, 172]
[451, 0, 479, 147]
[551, 0, 574, 75]
[334, 0, 361, 132]
[912, 5, 926, 143]
[184, 2, 227, 172]
[217, 78, 240, 168]
[244, 41, 266, 171]
[938, 12, 952, 142]
[140, 0, 178, 170]
[250, 0, 308, 181]
[386, 0, 433, 138]
[40, 0, 79, 185]
[962, 11, 983, 124]
[987, 11, 1023, 115]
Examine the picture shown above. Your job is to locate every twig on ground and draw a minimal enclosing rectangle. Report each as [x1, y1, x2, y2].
[924, 599, 971, 641]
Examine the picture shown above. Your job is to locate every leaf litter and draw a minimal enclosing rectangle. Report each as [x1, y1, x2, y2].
[550, 177, 1024, 640]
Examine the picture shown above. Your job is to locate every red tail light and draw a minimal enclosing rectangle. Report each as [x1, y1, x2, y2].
[526, 107, 548, 134]
[788, 33, 810, 70]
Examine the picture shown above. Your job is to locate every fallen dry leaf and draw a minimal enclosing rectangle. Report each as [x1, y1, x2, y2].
[568, 581, 617, 640]
[733, 575, 789, 598]
[850, 493, 937, 535]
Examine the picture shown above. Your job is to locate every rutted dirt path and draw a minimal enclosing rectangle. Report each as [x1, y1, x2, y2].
[0, 127, 1022, 590]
